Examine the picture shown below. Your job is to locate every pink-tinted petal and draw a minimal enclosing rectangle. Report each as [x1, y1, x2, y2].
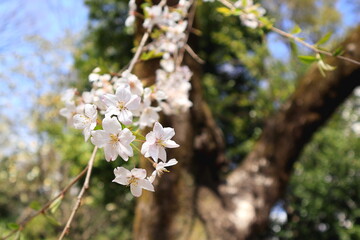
[164, 140, 179, 148]
[138, 179, 155, 192]
[131, 168, 147, 179]
[118, 143, 133, 159]
[114, 167, 131, 177]
[91, 130, 108, 147]
[112, 176, 129, 186]
[141, 142, 150, 155]
[115, 87, 131, 103]
[104, 144, 118, 162]
[145, 132, 156, 144]
[119, 128, 136, 144]
[148, 170, 157, 183]
[102, 117, 122, 133]
[117, 109, 133, 125]
[158, 147, 167, 162]
[148, 144, 159, 162]
[126, 95, 141, 110]
[164, 158, 178, 167]
[130, 184, 142, 197]
[73, 114, 88, 129]
[153, 122, 163, 139]
[83, 127, 91, 142]
[102, 94, 117, 107]
[84, 104, 97, 118]
[162, 127, 175, 140]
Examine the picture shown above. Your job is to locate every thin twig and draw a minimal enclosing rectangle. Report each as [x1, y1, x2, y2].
[270, 26, 360, 65]
[128, 31, 150, 73]
[127, 0, 168, 73]
[217, 0, 360, 66]
[58, 146, 98, 240]
[1, 167, 89, 240]
[185, 44, 205, 64]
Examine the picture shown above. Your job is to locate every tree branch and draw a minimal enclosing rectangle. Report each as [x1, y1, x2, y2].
[58, 146, 98, 240]
[1, 167, 89, 240]
[197, 25, 360, 240]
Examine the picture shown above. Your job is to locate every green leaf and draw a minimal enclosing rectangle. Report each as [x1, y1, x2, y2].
[316, 32, 332, 46]
[7, 222, 19, 230]
[298, 55, 318, 64]
[29, 201, 42, 211]
[140, 50, 163, 61]
[259, 17, 273, 28]
[49, 195, 63, 214]
[290, 25, 302, 35]
[332, 46, 344, 57]
[44, 213, 61, 226]
[216, 7, 233, 16]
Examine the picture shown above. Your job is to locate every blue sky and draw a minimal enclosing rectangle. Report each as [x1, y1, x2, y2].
[0, 0, 88, 155]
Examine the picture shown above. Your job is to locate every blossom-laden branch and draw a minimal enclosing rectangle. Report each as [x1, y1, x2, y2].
[215, 0, 360, 68]
[5, 0, 194, 238]
[1, 167, 89, 240]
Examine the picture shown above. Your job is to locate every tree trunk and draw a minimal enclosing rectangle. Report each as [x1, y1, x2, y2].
[133, 9, 360, 238]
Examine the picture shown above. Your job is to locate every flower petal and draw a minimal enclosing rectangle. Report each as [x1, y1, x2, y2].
[114, 167, 131, 177]
[102, 117, 122, 133]
[164, 140, 179, 148]
[91, 130, 108, 147]
[112, 176, 129, 186]
[84, 104, 97, 118]
[104, 144, 118, 162]
[164, 158, 178, 167]
[126, 95, 141, 110]
[148, 144, 159, 162]
[162, 127, 175, 140]
[115, 87, 131, 103]
[130, 184, 142, 197]
[138, 179, 155, 192]
[158, 146, 167, 162]
[131, 168, 147, 179]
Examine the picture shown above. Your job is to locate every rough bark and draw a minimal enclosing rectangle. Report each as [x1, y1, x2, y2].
[133, 10, 360, 239]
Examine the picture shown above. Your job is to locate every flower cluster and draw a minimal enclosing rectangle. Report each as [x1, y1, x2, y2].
[59, 0, 198, 197]
[139, 0, 193, 114]
[60, 67, 182, 197]
[234, 0, 266, 28]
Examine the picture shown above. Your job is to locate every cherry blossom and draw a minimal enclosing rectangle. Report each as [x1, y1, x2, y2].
[114, 70, 144, 96]
[102, 86, 141, 125]
[112, 167, 154, 197]
[73, 104, 98, 141]
[91, 117, 135, 161]
[141, 122, 179, 162]
[149, 158, 178, 183]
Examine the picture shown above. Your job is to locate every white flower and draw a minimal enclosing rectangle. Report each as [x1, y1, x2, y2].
[60, 102, 83, 126]
[234, 0, 266, 29]
[149, 158, 178, 183]
[102, 86, 141, 125]
[143, 5, 162, 29]
[112, 167, 154, 197]
[91, 117, 135, 161]
[114, 70, 143, 96]
[61, 88, 76, 104]
[125, 0, 137, 27]
[137, 88, 161, 129]
[160, 53, 175, 72]
[141, 122, 179, 162]
[125, 15, 135, 27]
[73, 104, 98, 141]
